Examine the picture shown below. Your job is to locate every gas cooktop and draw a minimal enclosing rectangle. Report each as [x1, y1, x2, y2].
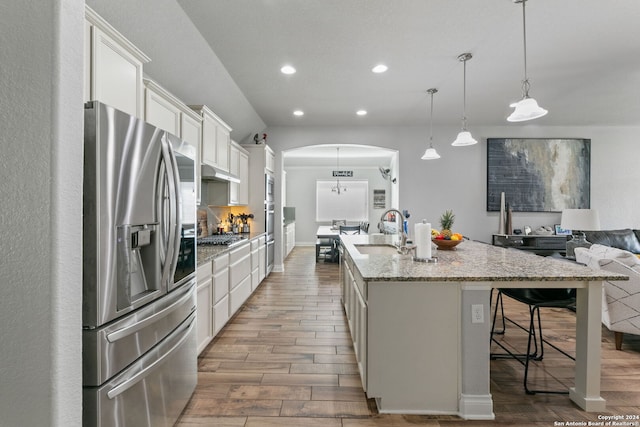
[197, 234, 247, 246]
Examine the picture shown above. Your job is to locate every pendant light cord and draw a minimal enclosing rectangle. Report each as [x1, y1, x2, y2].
[460, 54, 470, 131]
[336, 147, 340, 192]
[521, 0, 531, 98]
[462, 59, 467, 130]
[429, 91, 434, 144]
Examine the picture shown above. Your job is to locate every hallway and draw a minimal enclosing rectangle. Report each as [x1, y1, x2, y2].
[177, 246, 640, 426]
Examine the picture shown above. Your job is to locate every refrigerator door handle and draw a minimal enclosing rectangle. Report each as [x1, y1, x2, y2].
[166, 139, 182, 276]
[106, 312, 195, 400]
[158, 134, 181, 289]
[106, 285, 195, 343]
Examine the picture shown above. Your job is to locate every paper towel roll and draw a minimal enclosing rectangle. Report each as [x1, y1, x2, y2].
[415, 220, 432, 259]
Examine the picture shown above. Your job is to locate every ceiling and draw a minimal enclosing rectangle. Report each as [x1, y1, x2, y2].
[177, 0, 640, 129]
[88, 1, 640, 167]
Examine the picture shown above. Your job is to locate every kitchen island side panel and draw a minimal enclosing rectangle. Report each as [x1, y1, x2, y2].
[367, 281, 460, 413]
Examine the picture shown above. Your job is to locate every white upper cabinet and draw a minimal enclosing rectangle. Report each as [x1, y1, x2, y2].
[265, 145, 275, 173]
[228, 143, 240, 205]
[85, 6, 150, 118]
[192, 105, 232, 173]
[209, 141, 249, 206]
[144, 79, 182, 135]
[143, 78, 203, 203]
[239, 150, 249, 206]
[216, 125, 230, 172]
[229, 143, 240, 177]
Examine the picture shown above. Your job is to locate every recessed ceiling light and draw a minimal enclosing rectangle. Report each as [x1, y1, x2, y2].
[372, 64, 388, 73]
[293, 110, 304, 116]
[356, 110, 367, 116]
[281, 65, 296, 75]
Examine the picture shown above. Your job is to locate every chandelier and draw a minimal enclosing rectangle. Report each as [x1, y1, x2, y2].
[331, 147, 347, 195]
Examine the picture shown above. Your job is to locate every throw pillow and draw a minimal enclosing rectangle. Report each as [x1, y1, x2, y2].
[588, 244, 640, 267]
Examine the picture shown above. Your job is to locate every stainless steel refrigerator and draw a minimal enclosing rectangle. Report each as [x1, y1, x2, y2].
[82, 101, 197, 426]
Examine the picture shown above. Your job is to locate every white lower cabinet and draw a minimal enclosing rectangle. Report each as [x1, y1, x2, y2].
[258, 235, 266, 282]
[284, 222, 295, 259]
[212, 253, 230, 331]
[250, 237, 260, 291]
[196, 262, 213, 354]
[213, 295, 229, 335]
[229, 243, 251, 317]
[196, 236, 267, 354]
[342, 251, 368, 391]
[230, 276, 252, 315]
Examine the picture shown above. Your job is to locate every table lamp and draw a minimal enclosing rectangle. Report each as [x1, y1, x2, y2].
[560, 209, 600, 258]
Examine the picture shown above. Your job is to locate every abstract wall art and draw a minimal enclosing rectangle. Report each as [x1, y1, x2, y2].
[487, 138, 591, 212]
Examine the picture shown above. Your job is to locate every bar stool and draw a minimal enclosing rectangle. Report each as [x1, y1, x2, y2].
[490, 287, 576, 395]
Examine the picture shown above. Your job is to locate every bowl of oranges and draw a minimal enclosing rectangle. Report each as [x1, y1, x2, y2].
[431, 210, 464, 250]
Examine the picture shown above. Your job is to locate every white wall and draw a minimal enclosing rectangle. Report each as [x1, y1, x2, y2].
[286, 166, 392, 245]
[267, 124, 640, 244]
[0, 1, 84, 426]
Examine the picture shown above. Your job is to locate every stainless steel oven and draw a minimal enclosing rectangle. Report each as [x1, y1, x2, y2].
[265, 173, 274, 203]
[266, 202, 275, 238]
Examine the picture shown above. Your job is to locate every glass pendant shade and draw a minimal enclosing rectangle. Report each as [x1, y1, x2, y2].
[452, 53, 477, 147]
[422, 88, 441, 160]
[421, 146, 440, 160]
[507, 97, 548, 122]
[452, 130, 477, 147]
[508, 0, 548, 122]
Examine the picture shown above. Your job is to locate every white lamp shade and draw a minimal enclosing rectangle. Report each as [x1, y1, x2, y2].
[451, 130, 477, 147]
[560, 209, 601, 231]
[507, 97, 548, 122]
[421, 147, 441, 160]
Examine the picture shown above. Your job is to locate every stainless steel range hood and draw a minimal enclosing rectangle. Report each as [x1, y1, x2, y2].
[201, 163, 240, 183]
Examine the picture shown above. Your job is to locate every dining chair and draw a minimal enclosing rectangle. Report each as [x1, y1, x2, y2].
[332, 219, 346, 228]
[339, 225, 361, 235]
[316, 238, 334, 262]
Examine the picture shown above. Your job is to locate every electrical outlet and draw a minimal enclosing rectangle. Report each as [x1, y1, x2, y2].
[471, 304, 484, 324]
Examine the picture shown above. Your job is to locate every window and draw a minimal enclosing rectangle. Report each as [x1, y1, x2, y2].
[316, 180, 368, 222]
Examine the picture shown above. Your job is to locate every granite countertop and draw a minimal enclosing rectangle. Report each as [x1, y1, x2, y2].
[197, 231, 266, 266]
[341, 234, 629, 283]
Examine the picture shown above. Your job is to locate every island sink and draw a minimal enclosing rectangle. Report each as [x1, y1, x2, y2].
[354, 244, 399, 255]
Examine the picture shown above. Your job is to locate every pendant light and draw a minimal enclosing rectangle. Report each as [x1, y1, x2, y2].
[421, 88, 441, 160]
[331, 147, 347, 195]
[507, 0, 548, 122]
[452, 53, 477, 147]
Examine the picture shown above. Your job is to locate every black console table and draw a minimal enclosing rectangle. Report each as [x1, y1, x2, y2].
[492, 234, 570, 256]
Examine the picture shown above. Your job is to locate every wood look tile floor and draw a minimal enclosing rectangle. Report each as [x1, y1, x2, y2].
[177, 246, 640, 426]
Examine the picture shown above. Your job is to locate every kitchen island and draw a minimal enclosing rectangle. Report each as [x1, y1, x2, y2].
[339, 234, 627, 420]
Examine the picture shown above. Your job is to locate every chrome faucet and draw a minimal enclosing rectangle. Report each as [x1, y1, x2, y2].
[379, 208, 408, 251]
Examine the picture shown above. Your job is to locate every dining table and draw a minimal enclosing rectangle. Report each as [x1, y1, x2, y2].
[316, 225, 341, 239]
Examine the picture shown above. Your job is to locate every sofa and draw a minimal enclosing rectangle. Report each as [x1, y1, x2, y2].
[583, 228, 640, 254]
[575, 242, 640, 350]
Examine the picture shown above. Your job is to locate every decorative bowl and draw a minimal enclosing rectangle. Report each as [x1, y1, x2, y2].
[432, 238, 462, 250]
